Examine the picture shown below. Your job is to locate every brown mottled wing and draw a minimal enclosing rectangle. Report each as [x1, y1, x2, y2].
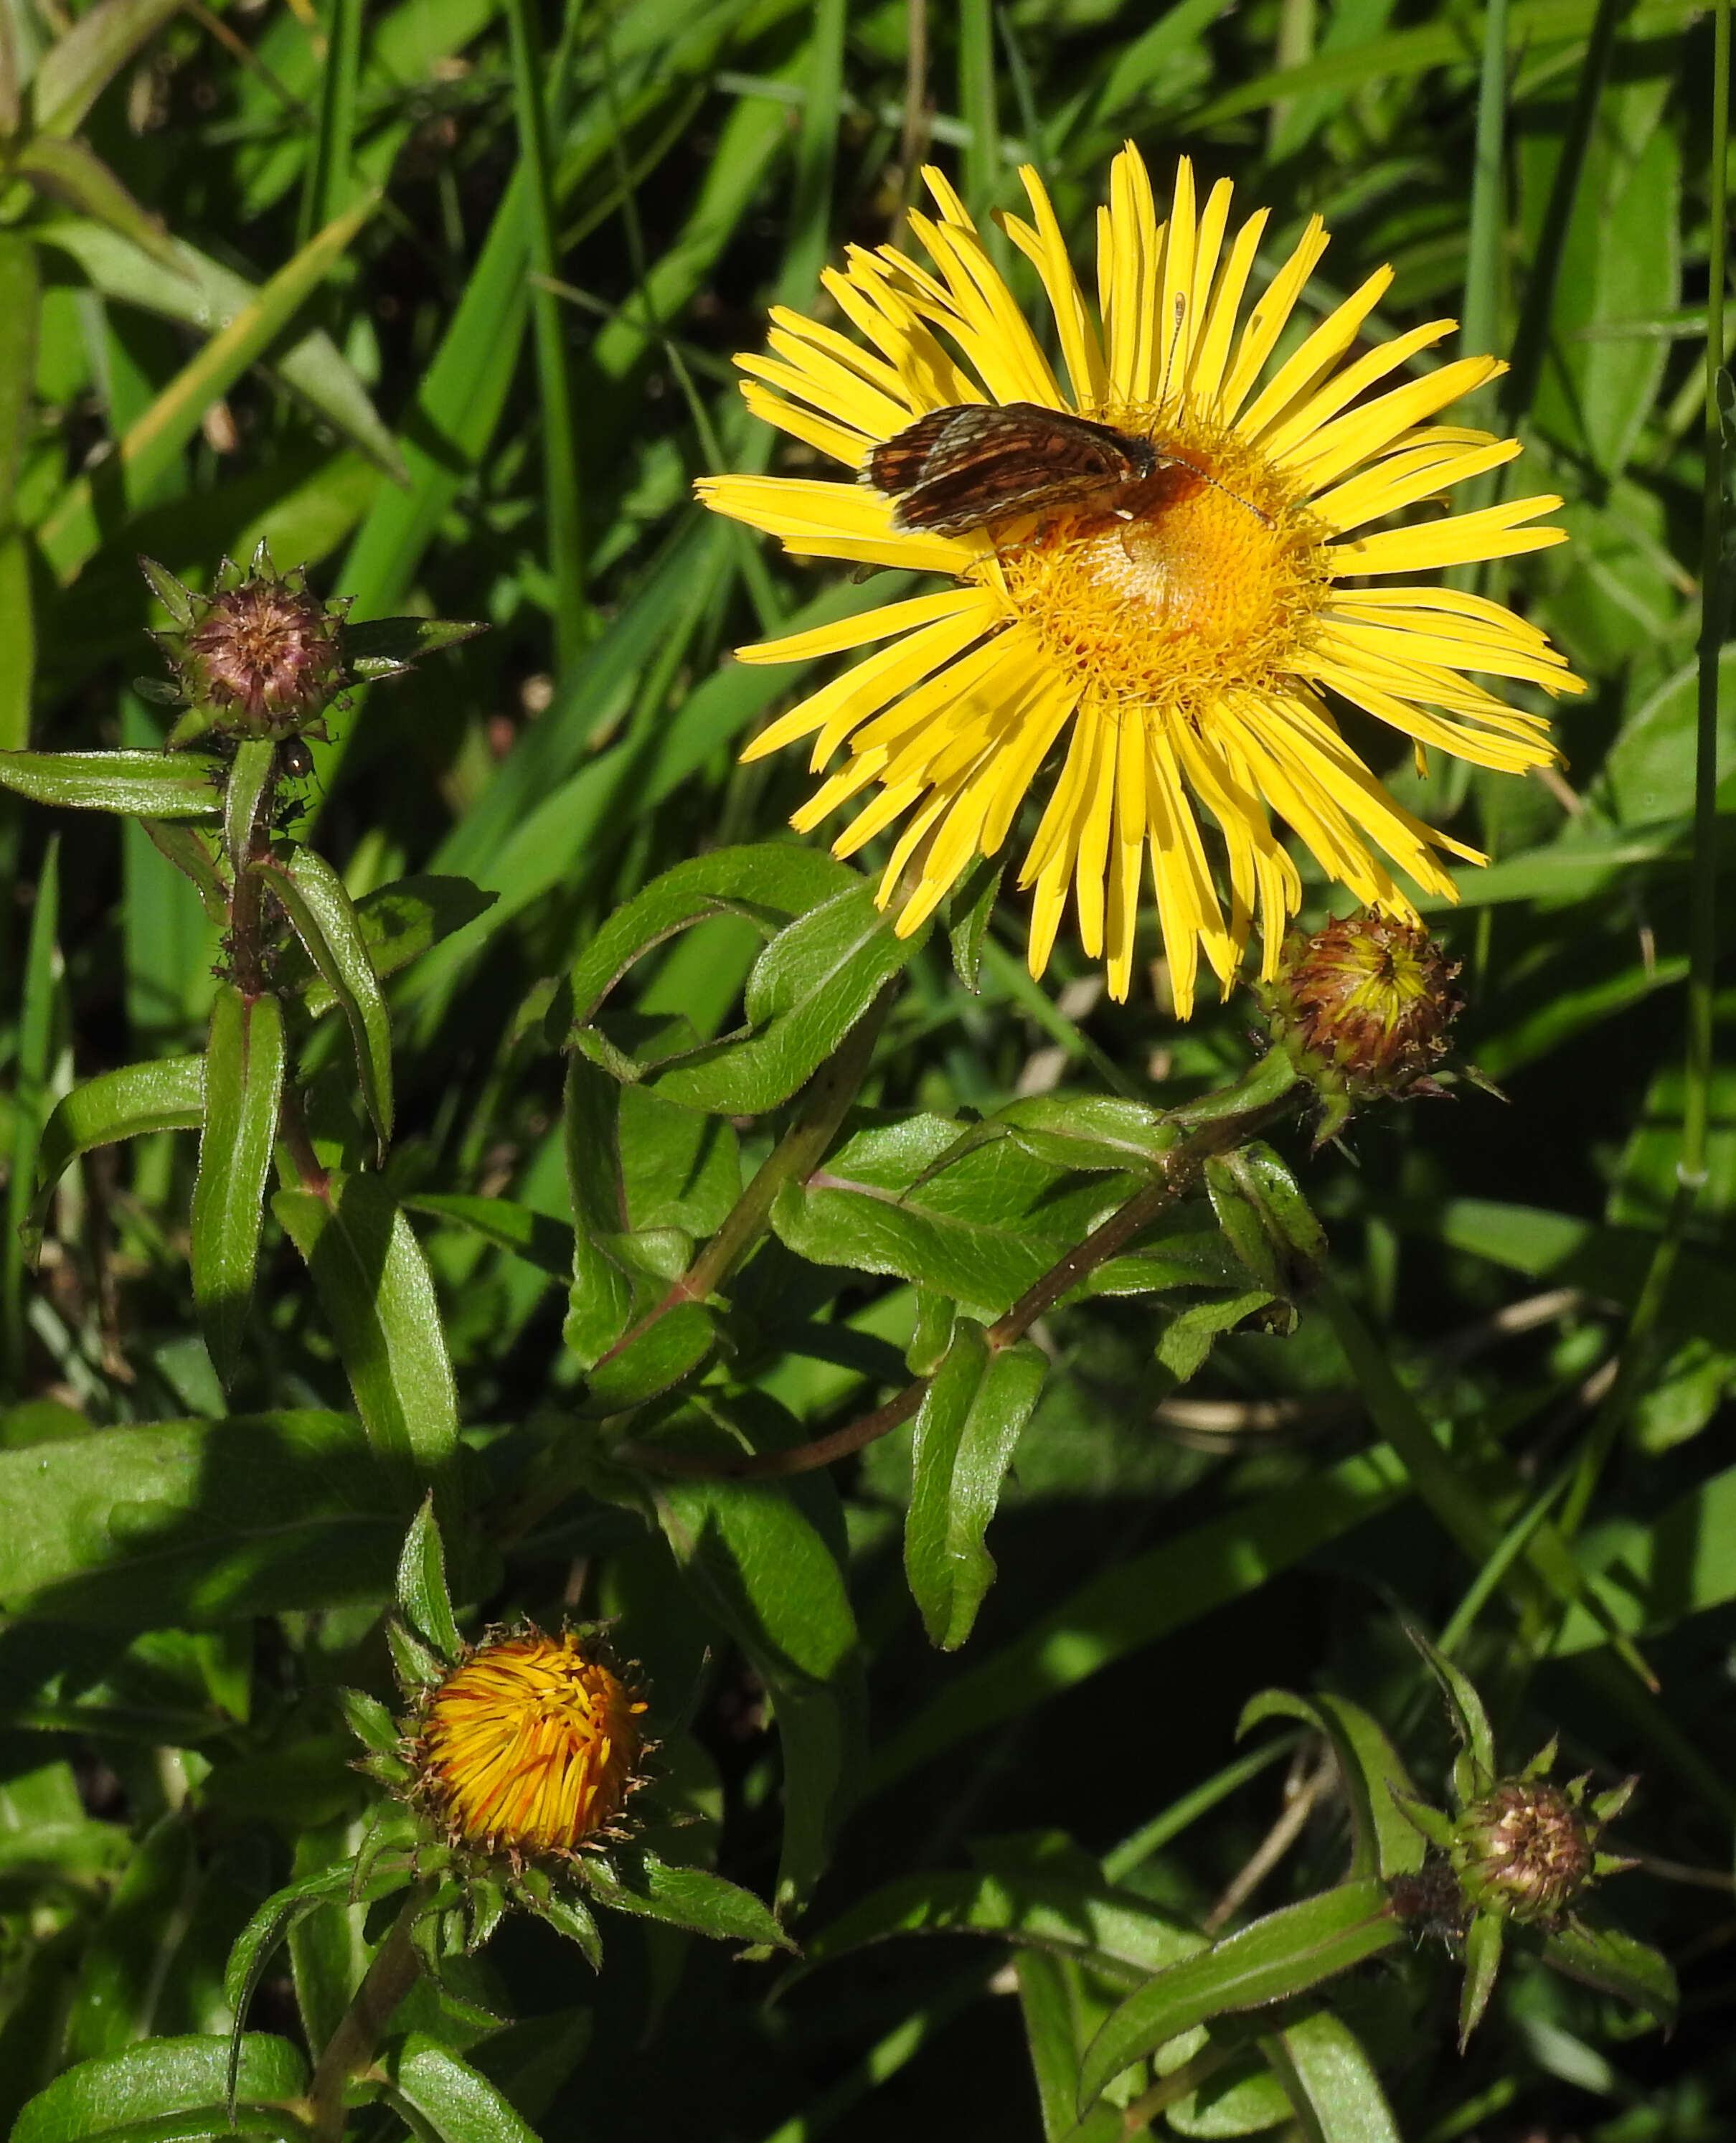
[867, 402, 1156, 537]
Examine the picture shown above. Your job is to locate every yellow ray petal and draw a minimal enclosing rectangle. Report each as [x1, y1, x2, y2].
[1151, 155, 1196, 408]
[740, 380, 870, 466]
[735, 587, 993, 667]
[1001, 164, 1109, 410]
[1190, 205, 1269, 415]
[1293, 356, 1505, 484]
[1336, 496, 1567, 575]
[1309, 437, 1519, 534]
[1220, 215, 1329, 420]
[694, 473, 973, 574]
[1238, 263, 1395, 441]
[742, 601, 992, 763]
[1262, 319, 1458, 468]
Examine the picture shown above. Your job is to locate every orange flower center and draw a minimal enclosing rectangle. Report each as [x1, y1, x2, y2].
[987, 418, 1329, 710]
[422, 1633, 647, 1854]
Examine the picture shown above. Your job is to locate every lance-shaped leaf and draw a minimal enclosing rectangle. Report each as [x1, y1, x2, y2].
[656, 1471, 861, 1913]
[644, 880, 926, 1113]
[274, 1172, 458, 1484]
[280, 874, 496, 1012]
[141, 820, 230, 921]
[575, 1847, 792, 1949]
[1260, 2007, 1403, 2143]
[1238, 1688, 1425, 1881]
[1458, 1908, 1505, 2048]
[11, 134, 176, 267]
[387, 2037, 541, 2143]
[1405, 1626, 1496, 1798]
[803, 1864, 1203, 1983]
[191, 985, 284, 1389]
[344, 616, 487, 681]
[905, 1324, 1047, 1651]
[222, 740, 275, 873]
[563, 1053, 635, 1367]
[395, 1494, 462, 1664]
[9, 2034, 308, 2143]
[33, 1055, 204, 1222]
[1079, 1879, 1403, 2111]
[259, 846, 392, 1149]
[567, 843, 857, 1024]
[1542, 1916, 1678, 2027]
[0, 749, 221, 816]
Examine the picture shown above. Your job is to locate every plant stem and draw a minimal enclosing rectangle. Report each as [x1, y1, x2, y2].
[305, 1876, 433, 2142]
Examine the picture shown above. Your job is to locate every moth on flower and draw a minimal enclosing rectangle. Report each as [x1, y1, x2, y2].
[697, 146, 1582, 1012]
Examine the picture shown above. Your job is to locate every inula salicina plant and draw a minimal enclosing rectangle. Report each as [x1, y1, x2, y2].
[0, 1, 1729, 2138]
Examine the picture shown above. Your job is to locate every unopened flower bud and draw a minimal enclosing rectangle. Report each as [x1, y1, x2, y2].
[1260, 908, 1465, 1143]
[145, 545, 349, 742]
[1450, 1774, 1631, 1928]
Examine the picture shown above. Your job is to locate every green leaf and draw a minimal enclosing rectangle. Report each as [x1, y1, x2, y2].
[11, 136, 176, 267]
[141, 819, 230, 923]
[1525, 75, 1679, 479]
[583, 1299, 718, 1414]
[222, 1859, 410, 2090]
[259, 846, 392, 1148]
[905, 1326, 1047, 1650]
[285, 875, 499, 1013]
[1404, 1627, 1496, 1794]
[0, 748, 221, 816]
[0, 1410, 402, 1623]
[191, 984, 285, 1388]
[274, 1172, 458, 1482]
[577, 1847, 791, 1948]
[1260, 2007, 1403, 2143]
[1156, 1289, 1278, 1383]
[990, 1092, 1176, 1177]
[568, 842, 857, 1022]
[1237, 1690, 1425, 1881]
[38, 215, 405, 479]
[396, 1494, 463, 1663]
[773, 1115, 1133, 1314]
[33, 0, 185, 135]
[946, 857, 1002, 992]
[1542, 1916, 1679, 2027]
[387, 2035, 541, 2143]
[39, 193, 383, 583]
[656, 1474, 861, 1912]
[562, 1054, 636, 1368]
[344, 615, 487, 679]
[33, 1055, 204, 1218]
[10, 2034, 307, 2143]
[1079, 1881, 1403, 2110]
[222, 740, 275, 874]
[638, 880, 923, 1114]
[405, 1193, 571, 1279]
[514, 1867, 603, 1968]
[806, 1865, 1203, 1983]
[1458, 1910, 1504, 2049]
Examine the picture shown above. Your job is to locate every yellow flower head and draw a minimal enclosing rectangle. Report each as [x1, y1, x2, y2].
[697, 146, 1582, 1013]
[415, 1628, 649, 1858]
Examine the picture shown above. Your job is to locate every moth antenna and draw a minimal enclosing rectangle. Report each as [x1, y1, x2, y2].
[1169, 459, 1275, 529]
[1156, 292, 1187, 418]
